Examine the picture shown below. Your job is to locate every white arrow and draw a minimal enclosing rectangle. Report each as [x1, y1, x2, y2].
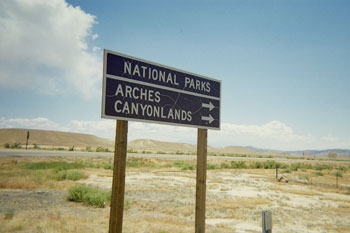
[201, 114, 214, 124]
[202, 102, 215, 111]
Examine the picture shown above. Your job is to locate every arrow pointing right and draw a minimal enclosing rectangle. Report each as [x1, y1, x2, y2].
[202, 102, 214, 111]
[201, 114, 214, 124]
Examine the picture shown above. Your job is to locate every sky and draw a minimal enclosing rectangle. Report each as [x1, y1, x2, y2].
[0, 0, 349, 150]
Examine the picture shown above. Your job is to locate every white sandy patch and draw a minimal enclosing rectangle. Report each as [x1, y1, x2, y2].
[235, 222, 261, 232]
[206, 218, 236, 226]
[76, 174, 112, 190]
[75, 169, 350, 232]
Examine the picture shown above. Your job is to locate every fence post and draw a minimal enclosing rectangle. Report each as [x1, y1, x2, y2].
[262, 210, 272, 233]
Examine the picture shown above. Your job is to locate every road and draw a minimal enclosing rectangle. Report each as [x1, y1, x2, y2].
[1, 149, 349, 164]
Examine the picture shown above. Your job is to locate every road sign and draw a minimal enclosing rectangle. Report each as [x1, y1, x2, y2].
[102, 49, 221, 130]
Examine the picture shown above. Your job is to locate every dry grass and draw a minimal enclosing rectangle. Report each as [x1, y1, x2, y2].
[211, 197, 270, 210]
[323, 225, 350, 233]
[0, 162, 82, 190]
[124, 215, 193, 233]
[0, 157, 109, 189]
[270, 186, 318, 196]
[1, 156, 350, 232]
[0, 209, 109, 233]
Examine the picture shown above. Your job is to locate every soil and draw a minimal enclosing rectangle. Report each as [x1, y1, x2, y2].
[0, 190, 67, 213]
[1, 169, 350, 232]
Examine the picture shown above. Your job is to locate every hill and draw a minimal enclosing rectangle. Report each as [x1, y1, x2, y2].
[0, 128, 113, 149]
[128, 139, 200, 153]
[0, 128, 257, 155]
[245, 145, 350, 157]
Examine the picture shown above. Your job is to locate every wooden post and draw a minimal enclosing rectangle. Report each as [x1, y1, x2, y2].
[195, 128, 207, 233]
[275, 165, 278, 180]
[109, 120, 128, 233]
[26, 130, 30, 150]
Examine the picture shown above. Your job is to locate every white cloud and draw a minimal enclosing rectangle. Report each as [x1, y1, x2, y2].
[0, 117, 67, 131]
[92, 34, 98, 40]
[209, 121, 317, 150]
[1, 117, 349, 150]
[68, 120, 115, 138]
[0, 0, 101, 98]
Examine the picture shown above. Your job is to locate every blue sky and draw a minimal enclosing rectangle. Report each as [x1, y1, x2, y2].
[0, 0, 349, 150]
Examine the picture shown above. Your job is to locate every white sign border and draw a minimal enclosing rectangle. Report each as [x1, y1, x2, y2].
[101, 49, 221, 130]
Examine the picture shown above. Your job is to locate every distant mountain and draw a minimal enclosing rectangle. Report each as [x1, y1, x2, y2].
[244, 146, 283, 154]
[128, 139, 200, 153]
[0, 128, 113, 149]
[287, 149, 350, 156]
[245, 145, 350, 157]
[128, 139, 257, 155]
[1, 129, 256, 155]
[2, 128, 348, 156]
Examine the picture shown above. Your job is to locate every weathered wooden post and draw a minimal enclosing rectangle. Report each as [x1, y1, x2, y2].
[109, 120, 128, 233]
[195, 128, 208, 233]
[25, 130, 30, 150]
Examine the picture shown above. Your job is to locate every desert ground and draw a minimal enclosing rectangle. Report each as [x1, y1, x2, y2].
[1, 153, 350, 233]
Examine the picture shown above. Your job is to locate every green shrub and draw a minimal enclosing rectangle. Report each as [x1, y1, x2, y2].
[207, 164, 217, 170]
[52, 170, 85, 181]
[68, 146, 75, 151]
[314, 163, 333, 170]
[104, 164, 113, 170]
[281, 169, 291, 173]
[220, 163, 230, 169]
[127, 158, 156, 168]
[96, 147, 109, 152]
[278, 163, 289, 169]
[10, 143, 21, 149]
[141, 150, 152, 154]
[23, 161, 86, 171]
[290, 164, 298, 171]
[336, 166, 347, 172]
[231, 161, 247, 169]
[313, 171, 324, 176]
[289, 163, 312, 171]
[173, 161, 196, 170]
[4, 209, 15, 220]
[334, 171, 343, 177]
[262, 160, 278, 169]
[249, 161, 262, 169]
[67, 185, 111, 208]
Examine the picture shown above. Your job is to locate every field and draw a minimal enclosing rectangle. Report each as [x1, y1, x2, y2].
[1, 155, 350, 233]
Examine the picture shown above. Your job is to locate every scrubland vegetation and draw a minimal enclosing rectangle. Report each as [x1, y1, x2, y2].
[1, 156, 350, 232]
[67, 185, 111, 208]
[1, 157, 349, 196]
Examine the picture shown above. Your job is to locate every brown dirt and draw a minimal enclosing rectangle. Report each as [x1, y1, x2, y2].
[1, 156, 350, 232]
